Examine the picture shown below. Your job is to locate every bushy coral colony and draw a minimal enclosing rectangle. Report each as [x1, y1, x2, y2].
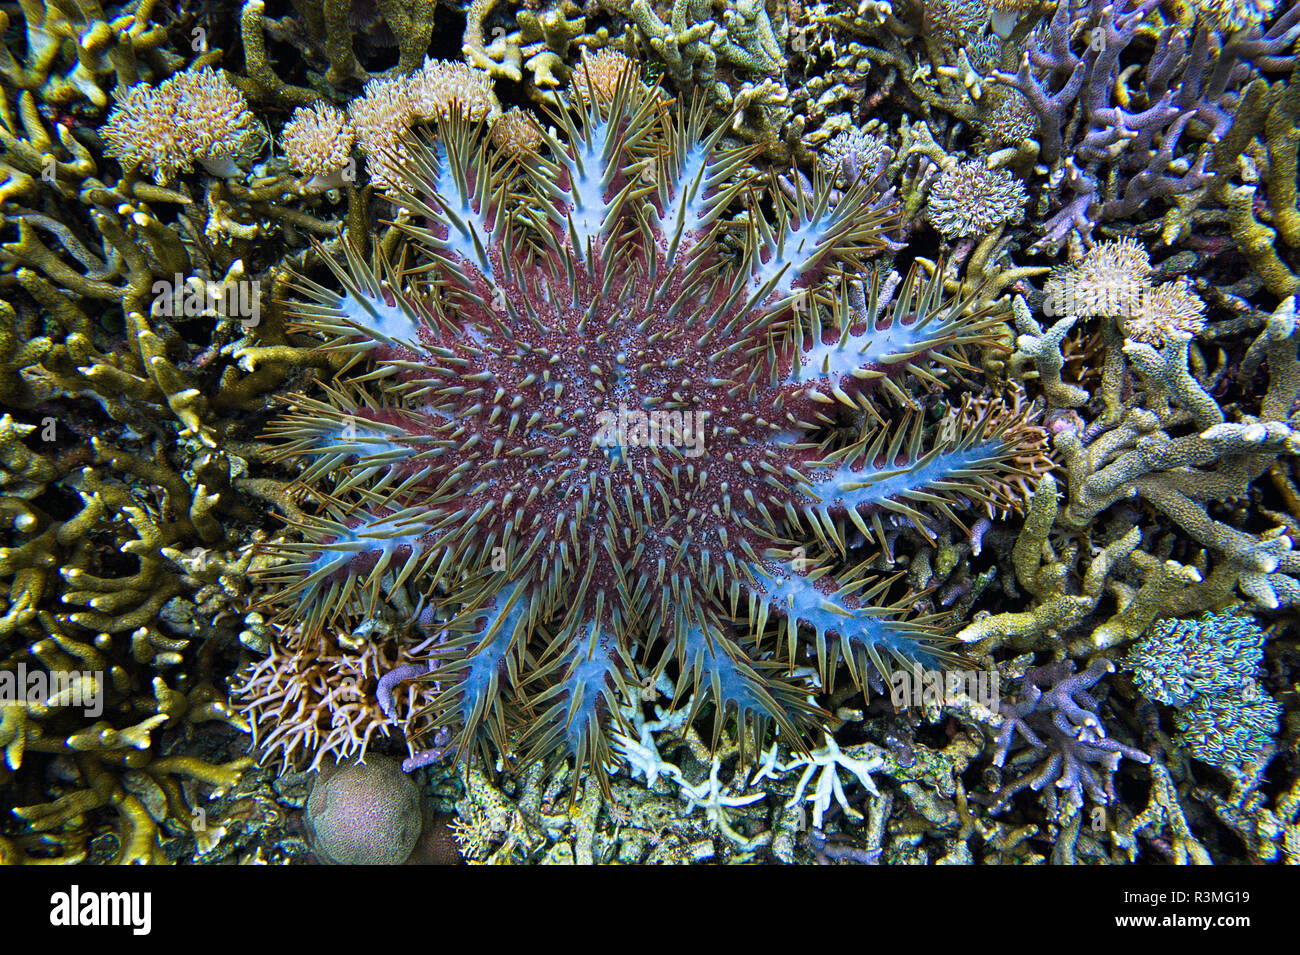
[2, 0, 1300, 865]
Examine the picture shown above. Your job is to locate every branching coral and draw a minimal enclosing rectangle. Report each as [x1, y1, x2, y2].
[1114, 759, 1212, 863]
[1011, 258, 1300, 610]
[954, 473, 1197, 650]
[753, 734, 882, 830]
[989, 0, 1300, 251]
[0, 0, 173, 108]
[0, 43, 349, 863]
[626, 0, 788, 104]
[1048, 296, 1300, 609]
[463, 0, 587, 90]
[1215, 61, 1300, 297]
[235, 0, 439, 96]
[989, 659, 1151, 817]
[0, 414, 265, 861]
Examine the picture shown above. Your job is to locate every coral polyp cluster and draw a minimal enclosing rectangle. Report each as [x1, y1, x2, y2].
[347, 58, 497, 188]
[259, 67, 1050, 781]
[102, 65, 259, 184]
[281, 103, 355, 187]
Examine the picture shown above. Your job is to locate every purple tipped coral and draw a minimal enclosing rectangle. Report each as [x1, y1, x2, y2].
[991, 660, 1151, 815]
[993, 0, 1300, 249]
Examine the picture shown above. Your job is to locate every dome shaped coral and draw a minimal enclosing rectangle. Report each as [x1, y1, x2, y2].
[306, 756, 425, 865]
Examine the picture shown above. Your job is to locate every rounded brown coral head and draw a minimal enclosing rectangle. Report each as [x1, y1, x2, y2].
[306, 755, 425, 865]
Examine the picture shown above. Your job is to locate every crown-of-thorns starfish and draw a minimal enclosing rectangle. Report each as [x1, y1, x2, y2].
[260, 59, 1051, 787]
